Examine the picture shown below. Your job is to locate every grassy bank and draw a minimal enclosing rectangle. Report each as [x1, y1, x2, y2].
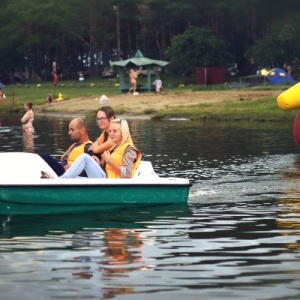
[0, 75, 193, 109]
[0, 77, 297, 122]
[153, 94, 297, 122]
[0, 79, 120, 110]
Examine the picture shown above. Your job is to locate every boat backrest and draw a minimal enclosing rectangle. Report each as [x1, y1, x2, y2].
[133, 161, 159, 179]
[0, 152, 58, 181]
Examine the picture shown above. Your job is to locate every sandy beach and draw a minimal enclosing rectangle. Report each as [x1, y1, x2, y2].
[34, 89, 283, 118]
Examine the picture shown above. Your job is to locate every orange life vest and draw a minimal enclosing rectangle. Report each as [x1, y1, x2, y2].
[61, 140, 92, 165]
[105, 142, 141, 178]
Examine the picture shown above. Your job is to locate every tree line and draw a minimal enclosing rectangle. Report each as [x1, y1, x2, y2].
[0, 0, 299, 82]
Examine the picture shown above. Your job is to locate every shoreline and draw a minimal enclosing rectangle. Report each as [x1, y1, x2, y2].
[34, 111, 153, 120]
[33, 89, 285, 120]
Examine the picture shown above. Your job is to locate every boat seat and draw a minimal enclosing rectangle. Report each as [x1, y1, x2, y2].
[133, 161, 159, 179]
[0, 153, 159, 181]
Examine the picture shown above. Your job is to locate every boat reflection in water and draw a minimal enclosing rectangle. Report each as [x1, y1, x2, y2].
[0, 203, 190, 298]
[0, 203, 190, 237]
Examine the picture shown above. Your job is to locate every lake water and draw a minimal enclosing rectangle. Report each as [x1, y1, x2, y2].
[1, 114, 300, 299]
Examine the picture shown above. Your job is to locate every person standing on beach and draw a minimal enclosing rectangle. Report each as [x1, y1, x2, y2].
[128, 69, 138, 94]
[0, 81, 6, 99]
[153, 77, 162, 93]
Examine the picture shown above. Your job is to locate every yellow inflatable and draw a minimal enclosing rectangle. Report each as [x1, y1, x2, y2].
[277, 82, 300, 110]
[55, 93, 64, 102]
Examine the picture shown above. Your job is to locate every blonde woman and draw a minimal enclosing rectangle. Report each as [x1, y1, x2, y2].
[102, 118, 141, 178]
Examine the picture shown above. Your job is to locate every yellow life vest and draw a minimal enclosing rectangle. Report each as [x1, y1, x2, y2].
[61, 140, 92, 165]
[105, 142, 141, 178]
[97, 131, 106, 144]
[96, 131, 132, 149]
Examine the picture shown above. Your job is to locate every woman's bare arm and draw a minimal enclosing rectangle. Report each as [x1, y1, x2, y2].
[88, 138, 115, 153]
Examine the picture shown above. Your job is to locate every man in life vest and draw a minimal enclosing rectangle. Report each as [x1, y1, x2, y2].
[40, 117, 92, 176]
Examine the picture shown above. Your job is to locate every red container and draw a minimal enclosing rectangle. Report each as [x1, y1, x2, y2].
[195, 67, 225, 85]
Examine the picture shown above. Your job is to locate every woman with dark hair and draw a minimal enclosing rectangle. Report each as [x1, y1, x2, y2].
[88, 106, 116, 156]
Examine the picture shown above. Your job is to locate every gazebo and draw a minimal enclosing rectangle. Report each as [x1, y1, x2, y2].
[111, 50, 169, 93]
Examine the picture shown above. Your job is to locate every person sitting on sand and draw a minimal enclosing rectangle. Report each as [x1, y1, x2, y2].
[47, 94, 53, 103]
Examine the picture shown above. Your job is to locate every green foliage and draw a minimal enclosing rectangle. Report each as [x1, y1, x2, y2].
[165, 27, 232, 74]
[1, 1, 300, 78]
[246, 13, 300, 67]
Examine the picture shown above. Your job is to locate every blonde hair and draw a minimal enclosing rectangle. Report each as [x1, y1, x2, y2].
[111, 119, 131, 145]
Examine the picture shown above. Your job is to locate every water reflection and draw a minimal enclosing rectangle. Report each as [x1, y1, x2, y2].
[22, 131, 34, 152]
[101, 228, 143, 277]
[0, 114, 296, 160]
[98, 227, 147, 299]
[277, 197, 300, 252]
[0, 203, 190, 237]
